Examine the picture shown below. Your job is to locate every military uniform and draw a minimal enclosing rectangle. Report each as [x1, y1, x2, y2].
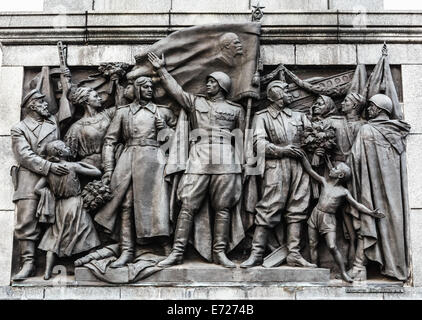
[95, 101, 176, 262]
[252, 105, 311, 227]
[157, 67, 245, 267]
[241, 101, 316, 268]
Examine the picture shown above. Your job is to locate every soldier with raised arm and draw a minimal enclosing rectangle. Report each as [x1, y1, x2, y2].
[148, 52, 245, 268]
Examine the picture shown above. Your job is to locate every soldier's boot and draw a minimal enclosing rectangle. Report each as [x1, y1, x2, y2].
[110, 208, 134, 268]
[286, 223, 317, 268]
[157, 208, 193, 268]
[240, 226, 269, 268]
[13, 240, 36, 281]
[212, 209, 236, 268]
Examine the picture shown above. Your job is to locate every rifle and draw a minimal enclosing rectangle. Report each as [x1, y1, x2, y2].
[57, 41, 73, 123]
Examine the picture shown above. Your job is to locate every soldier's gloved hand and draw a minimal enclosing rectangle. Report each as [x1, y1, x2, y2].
[50, 163, 70, 176]
[102, 171, 113, 185]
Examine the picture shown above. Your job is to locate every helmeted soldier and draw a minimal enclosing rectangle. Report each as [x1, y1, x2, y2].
[241, 80, 316, 268]
[347, 93, 410, 281]
[11, 89, 69, 280]
[148, 52, 245, 268]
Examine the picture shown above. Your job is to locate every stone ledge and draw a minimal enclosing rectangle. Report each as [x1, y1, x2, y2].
[74, 265, 331, 285]
[2, 12, 422, 45]
[2, 283, 417, 300]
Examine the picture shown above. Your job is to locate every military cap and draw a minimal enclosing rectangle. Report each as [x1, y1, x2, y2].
[21, 89, 45, 109]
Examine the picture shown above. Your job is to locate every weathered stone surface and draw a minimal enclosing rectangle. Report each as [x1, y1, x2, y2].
[339, 12, 422, 27]
[384, 286, 422, 300]
[44, 286, 121, 300]
[2, 45, 60, 66]
[0, 67, 23, 135]
[403, 102, 422, 134]
[170, 13, 249, 26]
[204, 287, 248, 300]
[402, 65, 422, 103]
[1, 45, 150, 66]
[296, 44, 356, 65]
[261, 45, 295, 65]
[120, 287, 160, 300]
[66, 45, 134, 65]
[245, 286, 295, 300]
[0, 211, 14, 286]
[406, 135, 422, 209]
[43, 0, 93, 12]
[0, 286, 44, 300]
[296, 287, 384, 300]
[261, 0, 328, 11]
[0, 138, 16, 210]
[88, 13, 169, 26]
[402, 65, 422, 134]
[75, 265, 331, 284]
[329, 0, 383, 11]
[0, 13, 85, 28]
[172, 0, 249, 12]
[95, 0, 171, 12]
[262, 12, 338, 26]
[358, 44, 422, 65]
[410, 209, 422, 287]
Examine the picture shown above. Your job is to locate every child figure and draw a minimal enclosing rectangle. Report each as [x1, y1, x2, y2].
[35, 140, 102, 280]
[300, 154, 384, 283]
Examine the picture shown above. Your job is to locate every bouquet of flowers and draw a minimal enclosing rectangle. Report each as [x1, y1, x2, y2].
[301, 121, 337, 166]
[81, 180, 113, 214]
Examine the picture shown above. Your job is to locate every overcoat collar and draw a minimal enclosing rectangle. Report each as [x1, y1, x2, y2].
[268, 104, 292, 118]
[23, 116, 56, 142]
[130, 101, 156, 115]
[38, 116, 57, 143]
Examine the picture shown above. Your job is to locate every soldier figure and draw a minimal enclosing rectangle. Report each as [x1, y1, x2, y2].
[94, 76, 177, 268]
[241, 81, 316, 268]
[148, 52, 245, 268]
[11, 89, 69, 280]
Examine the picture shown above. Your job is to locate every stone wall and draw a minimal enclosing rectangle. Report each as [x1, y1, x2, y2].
[41, 0, 384, 13]
[1, 1, 422, 299]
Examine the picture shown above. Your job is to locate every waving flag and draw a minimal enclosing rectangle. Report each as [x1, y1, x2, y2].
[363, 43, 402, 120]
[127, 23, 261, 102]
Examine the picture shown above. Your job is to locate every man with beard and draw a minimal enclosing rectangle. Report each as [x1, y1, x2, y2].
[11, 89, 69, 280]
[347, 94, 410, 281]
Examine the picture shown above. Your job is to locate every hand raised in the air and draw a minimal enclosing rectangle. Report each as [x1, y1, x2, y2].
[148, 52, 165, 69]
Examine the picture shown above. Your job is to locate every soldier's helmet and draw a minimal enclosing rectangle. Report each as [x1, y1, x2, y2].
[368, 94, 393, 114]
[266, 80, 289, 102]
[207, 71, 232, 95]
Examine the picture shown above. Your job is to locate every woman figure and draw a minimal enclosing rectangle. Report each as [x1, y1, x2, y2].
[64, 87, 117, 171]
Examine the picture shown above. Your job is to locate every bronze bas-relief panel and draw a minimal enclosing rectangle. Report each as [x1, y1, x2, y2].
[10, 26, 409, 285]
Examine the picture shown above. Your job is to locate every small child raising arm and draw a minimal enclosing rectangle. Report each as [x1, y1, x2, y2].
[299, 152, 384, 283]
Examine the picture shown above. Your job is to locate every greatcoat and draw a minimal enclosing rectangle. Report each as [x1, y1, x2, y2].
[94, 102, 176, 241]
